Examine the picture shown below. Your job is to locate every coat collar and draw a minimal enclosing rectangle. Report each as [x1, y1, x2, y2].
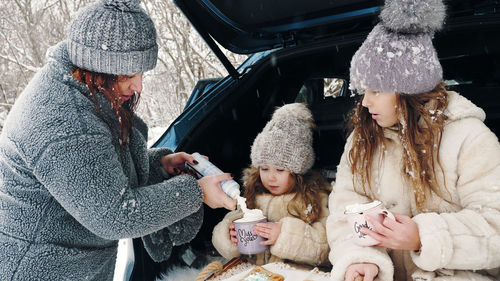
[382, 91, 484, 141]
[444, 91, 485, 122]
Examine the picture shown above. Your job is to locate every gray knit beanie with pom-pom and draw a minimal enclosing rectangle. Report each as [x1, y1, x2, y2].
[67, 0, 158, 75]
[251, 103, 315, 175]
[349, 0, 446, 94]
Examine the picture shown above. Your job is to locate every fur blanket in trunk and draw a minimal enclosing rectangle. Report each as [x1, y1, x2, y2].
[155, 265, 204, 281]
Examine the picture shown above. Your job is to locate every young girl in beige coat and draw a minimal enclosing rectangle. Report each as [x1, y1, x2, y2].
[326, 1, 500, 281]
[212, 103, 331, 267]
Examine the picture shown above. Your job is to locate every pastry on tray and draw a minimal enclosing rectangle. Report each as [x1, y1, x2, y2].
[240, 266, 284, 281]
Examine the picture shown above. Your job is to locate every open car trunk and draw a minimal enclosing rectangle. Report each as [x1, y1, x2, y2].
[131, 9, 500, 278]
[177, 21, 500, 253]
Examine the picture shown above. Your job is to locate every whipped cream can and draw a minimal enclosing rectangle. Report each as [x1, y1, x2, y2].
[187, 152, 241, 199]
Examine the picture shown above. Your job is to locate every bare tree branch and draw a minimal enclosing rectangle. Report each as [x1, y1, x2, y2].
[0, 0, 246, 139]
[0, 53, 39, 73]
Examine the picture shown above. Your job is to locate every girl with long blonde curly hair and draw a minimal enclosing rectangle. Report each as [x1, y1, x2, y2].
[326, 0, 500, 280]
[348, 83, 449, 212]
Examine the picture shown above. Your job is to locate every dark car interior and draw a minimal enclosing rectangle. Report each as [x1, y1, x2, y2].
[131, 2, 500, 280]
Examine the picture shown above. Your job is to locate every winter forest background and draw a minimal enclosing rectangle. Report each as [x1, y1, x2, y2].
[0, 0, 247, 144]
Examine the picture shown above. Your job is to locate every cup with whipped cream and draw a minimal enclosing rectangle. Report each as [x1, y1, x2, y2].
[344, 200, 395, 246]
[233, 196, 268, 255]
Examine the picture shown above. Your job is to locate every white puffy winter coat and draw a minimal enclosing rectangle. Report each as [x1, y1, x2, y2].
[327, 91, 500, 281]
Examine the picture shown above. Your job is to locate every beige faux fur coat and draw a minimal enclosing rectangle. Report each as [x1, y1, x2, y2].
[212, 190, 330, 267]
[327, 91, 500, 281]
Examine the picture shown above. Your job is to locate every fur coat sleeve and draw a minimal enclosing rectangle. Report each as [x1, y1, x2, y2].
[32, 131, 203, 240]
[410, 116, 500, 271]
[146, 147, 172, 184]
[132, 115, 173, 185]
[117, 115, 205, 262]
[141, 147, 204, 262]
[142, 207, 204, 262]
[326, 134, 394, 281]
[271, 192, 330, 266]
[211, 209, 244, 260]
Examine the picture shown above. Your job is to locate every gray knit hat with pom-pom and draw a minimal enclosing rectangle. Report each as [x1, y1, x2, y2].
[350, 0, 446, 94]
[251, 103, 315, 175]
[67, 0, 158, 75]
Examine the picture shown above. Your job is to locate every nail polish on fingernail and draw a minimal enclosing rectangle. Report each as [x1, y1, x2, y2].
[193, 160, 199, 164]
[174, 168, 179, 173]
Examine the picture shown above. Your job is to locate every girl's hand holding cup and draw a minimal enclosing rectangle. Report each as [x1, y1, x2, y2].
[362, 213, 421, 251]
[344, 200, 395, 246]
[229, 223, 238, 246]
[253, 222, 282, 246]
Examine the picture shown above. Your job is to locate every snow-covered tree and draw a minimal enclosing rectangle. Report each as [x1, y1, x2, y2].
[0, 0, 246, 139]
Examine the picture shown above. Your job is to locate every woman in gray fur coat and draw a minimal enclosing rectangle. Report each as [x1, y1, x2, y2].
[0, 0, 236, 280]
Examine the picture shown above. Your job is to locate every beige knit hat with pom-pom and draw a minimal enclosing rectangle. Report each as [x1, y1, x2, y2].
[250, 103, 315, 175]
